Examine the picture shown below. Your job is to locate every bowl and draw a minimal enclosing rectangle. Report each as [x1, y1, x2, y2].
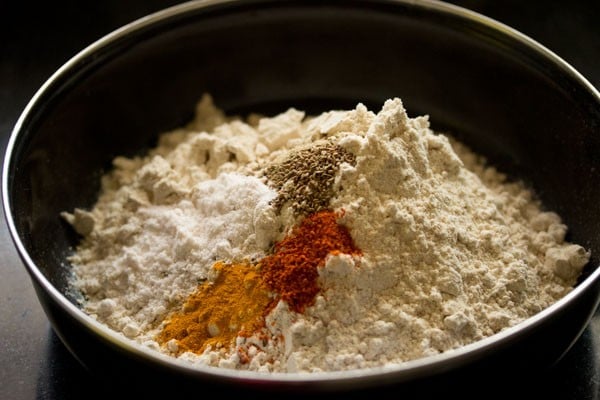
[3, 0, 600, 397]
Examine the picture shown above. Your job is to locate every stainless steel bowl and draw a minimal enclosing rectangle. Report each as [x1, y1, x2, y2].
[3, 0, 600, 397]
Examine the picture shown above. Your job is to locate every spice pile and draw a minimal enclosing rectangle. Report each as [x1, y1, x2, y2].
[62, 94, 591, 373]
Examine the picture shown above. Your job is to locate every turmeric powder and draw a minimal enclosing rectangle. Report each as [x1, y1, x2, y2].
[157, 260, 271, 355]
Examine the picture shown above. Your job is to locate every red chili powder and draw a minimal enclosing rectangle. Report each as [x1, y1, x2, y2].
[261, 210, 361, 313]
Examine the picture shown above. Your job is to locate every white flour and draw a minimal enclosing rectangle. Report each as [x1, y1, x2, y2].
[63, 94, 590, 373]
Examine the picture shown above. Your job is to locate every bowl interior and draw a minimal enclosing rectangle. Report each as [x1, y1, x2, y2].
[4, 0, 600, 367]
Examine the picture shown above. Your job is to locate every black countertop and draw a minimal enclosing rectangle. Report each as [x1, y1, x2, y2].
[1, 1, 599, 399]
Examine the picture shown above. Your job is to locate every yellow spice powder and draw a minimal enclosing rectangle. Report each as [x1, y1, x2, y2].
[157, 260, 271, 355]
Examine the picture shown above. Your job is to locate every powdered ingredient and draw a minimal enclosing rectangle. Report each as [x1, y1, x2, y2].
[62, 94, 591, 373]
[157, 260, 271, 356]
[260, 209, 362, 314]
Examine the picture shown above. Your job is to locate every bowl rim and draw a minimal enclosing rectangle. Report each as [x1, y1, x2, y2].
[2, 0, 600, 387]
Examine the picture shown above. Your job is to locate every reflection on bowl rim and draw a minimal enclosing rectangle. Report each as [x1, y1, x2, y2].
[2, 0, 600, 385]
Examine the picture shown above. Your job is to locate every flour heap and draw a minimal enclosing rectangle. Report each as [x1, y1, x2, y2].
[62, 94, 590, 373]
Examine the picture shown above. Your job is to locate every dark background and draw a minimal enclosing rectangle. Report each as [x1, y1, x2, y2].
[1, 1, 599, 399]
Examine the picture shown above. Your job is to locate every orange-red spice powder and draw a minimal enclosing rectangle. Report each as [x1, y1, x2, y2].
[261, 210, 361, 313]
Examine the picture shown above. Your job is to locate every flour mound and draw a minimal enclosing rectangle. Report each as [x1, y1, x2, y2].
[63, 94, 590, 373]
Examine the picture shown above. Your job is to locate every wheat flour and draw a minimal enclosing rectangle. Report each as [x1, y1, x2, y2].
[62, 94, 590, 373]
